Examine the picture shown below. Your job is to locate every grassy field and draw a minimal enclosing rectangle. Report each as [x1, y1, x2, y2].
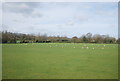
[2, 43, 118, 79]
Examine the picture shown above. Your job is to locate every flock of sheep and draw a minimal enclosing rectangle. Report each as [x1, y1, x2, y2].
[22, 43, 117, 50]
[17, 43, 117, 50]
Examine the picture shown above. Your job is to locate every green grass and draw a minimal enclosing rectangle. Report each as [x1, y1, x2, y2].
[2, 43, 118, 79]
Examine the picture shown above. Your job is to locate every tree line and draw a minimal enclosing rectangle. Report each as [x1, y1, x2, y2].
[0, 31, 120, 44]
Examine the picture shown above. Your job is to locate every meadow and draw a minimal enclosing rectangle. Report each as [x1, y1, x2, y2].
[2, 43, 118, 79]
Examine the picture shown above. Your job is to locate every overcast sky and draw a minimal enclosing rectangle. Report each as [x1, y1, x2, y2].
[2, 2, 118, 38]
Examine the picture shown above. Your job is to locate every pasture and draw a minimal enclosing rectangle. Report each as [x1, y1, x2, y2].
[2, 43, 118, 79]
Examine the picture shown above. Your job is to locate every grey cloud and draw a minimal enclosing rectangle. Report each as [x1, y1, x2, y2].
[0, 2, 2, 10]
[3, 2, 42, 18]
[74, 15, 89, 23]
[13, 19, 26, 23]
[3, 3, 32, 13]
